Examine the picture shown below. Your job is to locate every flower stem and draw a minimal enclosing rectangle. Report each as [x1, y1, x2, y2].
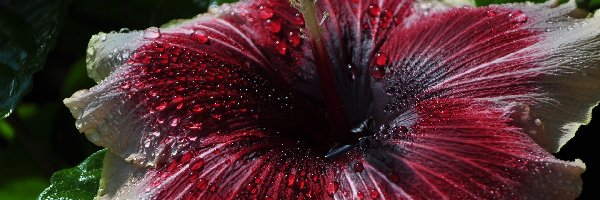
[298, 0, 351, 145]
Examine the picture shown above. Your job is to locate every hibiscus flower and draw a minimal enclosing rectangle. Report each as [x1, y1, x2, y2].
[64, 0, 600, 199]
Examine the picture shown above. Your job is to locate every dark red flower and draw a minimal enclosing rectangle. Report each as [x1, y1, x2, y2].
[65, 0, 600, 199]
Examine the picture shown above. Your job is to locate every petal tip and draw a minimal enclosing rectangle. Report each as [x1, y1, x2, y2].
[86, 31, 143, 82]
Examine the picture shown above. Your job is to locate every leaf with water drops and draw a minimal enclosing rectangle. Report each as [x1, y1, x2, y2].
[38, 149, 106, 200]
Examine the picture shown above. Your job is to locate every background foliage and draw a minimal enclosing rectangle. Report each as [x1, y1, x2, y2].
[0, 0, 598, 199]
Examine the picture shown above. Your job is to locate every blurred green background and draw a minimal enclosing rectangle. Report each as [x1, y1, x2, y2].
[0, 0, 598, 199]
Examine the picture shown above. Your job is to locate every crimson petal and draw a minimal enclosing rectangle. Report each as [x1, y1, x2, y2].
[376, 2, 600, 152]
[64, 0, 599, 199]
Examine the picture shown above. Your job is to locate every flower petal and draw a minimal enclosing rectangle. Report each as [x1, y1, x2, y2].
[312, 0, 416, 123]
[96, 99, 584, 199]
[65, 0, 327, 174]
[369, 98, 584, 199]
[376, 2, 600, 152]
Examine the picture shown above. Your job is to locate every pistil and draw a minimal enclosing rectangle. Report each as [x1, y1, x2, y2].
[297, 0, 352, 147]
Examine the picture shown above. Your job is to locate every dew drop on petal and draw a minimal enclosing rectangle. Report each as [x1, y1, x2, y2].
[143, 27, 161, 39]
[287, 31, 301, 47]
[292, 13, 305, 25]
[98, 32, 107, 41]
[375, 53, 388, 66]
[287, 174, 296, 186]
[368, 4, 381, 16]
[209, 184, 218, 192]
[370, 65, 385, 79]
[509, 10, 527, 24]
[191, 31, 209, 44]
[195, 178, 208, 190]
[170, 118, 179, 127]
[354, 162, 364, 172]
[485, 10, 496, 17]
[357, 191, 365, 199]
[119, 28, 130, 33]
[180, 152, 192, 163]
[190, 158, 205, 171]
[172, 96, 184, 104]
[326, 181, 339, 196]
[166, 160, 178, 172]
[370, 189, 379, 199]
[275, 41, 288, 55]
[258, 5, 274, 19]
[386, 172, 399, 183]
[395, 125, 408, 134]
[155, 102, 168, 111]
[265, 19, 282, 33]
[188, 123, 203, 130]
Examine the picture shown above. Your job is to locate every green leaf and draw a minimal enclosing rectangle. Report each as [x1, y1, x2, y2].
[0, 119, 15, 141]
[0, 0, 68, 118]
[38, 149, 106, 200]
[0, 177, 49, 200]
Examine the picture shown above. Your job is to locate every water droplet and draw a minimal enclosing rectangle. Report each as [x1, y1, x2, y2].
[180, 152, 192, 163]
[143, 27, 161, 39]
[190, 158, 205, 171]
[292, 13, 305, 25]
[386, 172, 399, 183]
[195, 178, 208, 190]
[209, 184, 218, 192]
[170, 118, 179, 127]
[119, 28, 130, 33]
[368, 4, 381, 16]
[155, 102, 168, 111]
[357, 191, 365, 199]
[98, 32, 107, 41]
[192, 106, 205, 113]
[166, 160, 178, 171]
[258, 6, 274, 19]
[287, 174, 296, 186]
[275, 41, 287, 55]
[287, 31, 301, 47]
[370, 189, 379, 199]
[188, 123, 203, 130]
[172, 96, 184, 104]
[370, 65, 385, 79]
[326, 181, 339, 196]
[297, 179, 305, 189]
[375, 53, 388, 66]
[394, 126, 408, 134]
[485, 10, 496, 17]
[191, 31, 209, 44]
[354, 162, 364, 172]
[509, 10, 527, 24]
[265, 19, 282, 33]
[347, 64, 357, 80]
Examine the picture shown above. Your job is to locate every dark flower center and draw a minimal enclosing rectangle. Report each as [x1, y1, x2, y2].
[297, 0, 376, 158]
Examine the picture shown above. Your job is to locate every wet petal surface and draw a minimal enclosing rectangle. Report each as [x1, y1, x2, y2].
[64, 0, 600, 199]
